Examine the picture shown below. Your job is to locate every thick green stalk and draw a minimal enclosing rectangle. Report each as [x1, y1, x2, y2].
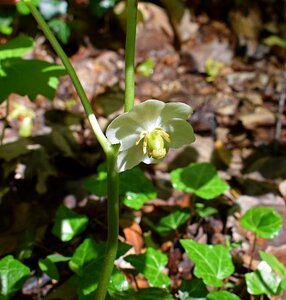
[24, 0, 110, 154]
[94, 146, 119, 300]
[124, 0, 138, 112]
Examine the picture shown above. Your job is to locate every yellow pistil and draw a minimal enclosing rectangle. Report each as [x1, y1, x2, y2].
[136, 127, 170, 159]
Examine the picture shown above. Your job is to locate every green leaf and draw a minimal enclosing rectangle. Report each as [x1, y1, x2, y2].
[156, 209, 190, 234]
[52, 205, 88, 242]
[69, 238, 131, 274]
[0, 58, 66, 103]
[195, 203, 218, 218]
[125, 247, 170, 287]
[136, 58, 155, 77]
[48, 19, 70, 44]
[120, 168, 157, 209]
[259, 251, 286, 276]
[171, 163, 229, 200]
[179, 278, 208, 300]
[245, 271, 272, 295]
[180, 239, 234, 287]
[0, 36, 34, 60]
[0, 255, 30, 297]
[90, 0, 116, 18]
[240, 207, 282, 239]
[108, 287, 174, 300]
[0, 138, 31, 161]
[264, 35, 286, 48]
[39, 254, 70, 280]
[108, 268, 130, 295]
[16, 0, 39, 15]
[85, 165, 157, 210]
[207, 291, 241, 300]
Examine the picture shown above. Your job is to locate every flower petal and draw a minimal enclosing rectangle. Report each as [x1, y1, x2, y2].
[106, 111, 144, 150]
[130, 99, 165, 130]
[116, 144, 144, 172]
[142, 154, 162, 165]
[160, 102, 192, 124]
[164, 119, 195, 148]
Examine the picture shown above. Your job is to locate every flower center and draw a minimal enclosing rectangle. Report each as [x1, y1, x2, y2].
[136, 128, 170, 160]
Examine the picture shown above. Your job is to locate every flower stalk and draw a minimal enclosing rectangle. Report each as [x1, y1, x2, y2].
[124, 0, 138, 112]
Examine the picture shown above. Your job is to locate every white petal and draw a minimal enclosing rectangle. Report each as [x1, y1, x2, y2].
[106, 113, 142, 150]
[164, 119, 195, 148]
[116, 144, 144, 172]
[142, 154, 162, 165]
[160, 102, 192, 125]
[130, 99, 165, 130]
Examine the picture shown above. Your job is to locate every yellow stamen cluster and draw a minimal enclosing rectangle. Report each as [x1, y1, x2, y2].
[136, 127, 170, 160]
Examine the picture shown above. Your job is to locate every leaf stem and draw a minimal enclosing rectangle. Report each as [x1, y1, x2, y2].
[94, 145, 119, 300]
[124, 0, 138, 112]
[23, 0, 110, 154]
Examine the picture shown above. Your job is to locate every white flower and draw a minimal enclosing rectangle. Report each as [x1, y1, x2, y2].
[106, 99, 195, 172]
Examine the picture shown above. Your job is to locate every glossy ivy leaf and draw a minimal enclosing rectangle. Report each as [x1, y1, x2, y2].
[125, 247, 170, 287]
[156, 209, 190, 234]
[48, 19, 71, 44]
[171, 162, 229, 200]
[108, 287, 174, 300]
[246, 261, 282, 295]
[0, 58, 66, 103]
[39, 254, 70, 280]
[207, 291, 241, 300]
[240, 207, 282, 239]
[107, 268, 130, 296]
[69, 238, 131, 274]
[0, 35, 34, 60]
[69, 238, 131, 296]
[52, 205, 88, 242]
[259, 251, 286, 277]
[85, 165, 157, 210]
[0, 255, 30, 297]
[178, 278, 208, 300]
[180, 239, 234, 287]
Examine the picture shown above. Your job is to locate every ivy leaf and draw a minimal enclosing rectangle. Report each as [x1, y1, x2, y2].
[180, 239, 234, 287]
[207, 291, 241, 300]
[240, 207, 282, 239]
[48, 19, 71, 44]
[52, 205, 88, 242]
[0, 58, 66, 103]
[16, 0, 39, 15]
[108, 287, 174, 300]
[0, 35, 34, 60]
[0, 255, 30, 297]
[39, 254, 70, 280]
[85, 166, 157, 210]
[69, 238, 131, 296]
[178, 278, 208, 300]
[171, 163, 229, 200]
[156, 209, 190, 234]
[259, 251, 286, 276]
[125, 247, 170, 287]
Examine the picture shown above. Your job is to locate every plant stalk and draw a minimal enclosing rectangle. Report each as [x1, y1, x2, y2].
[124, 0, 138, 112]
[24, 0, 110, 154]
[94, 146, 119, 300]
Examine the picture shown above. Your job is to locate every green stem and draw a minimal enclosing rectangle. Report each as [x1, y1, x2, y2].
[94, 146, 119, 300]
[23, 0, 110, 154]
[124, 0, 138, 112]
